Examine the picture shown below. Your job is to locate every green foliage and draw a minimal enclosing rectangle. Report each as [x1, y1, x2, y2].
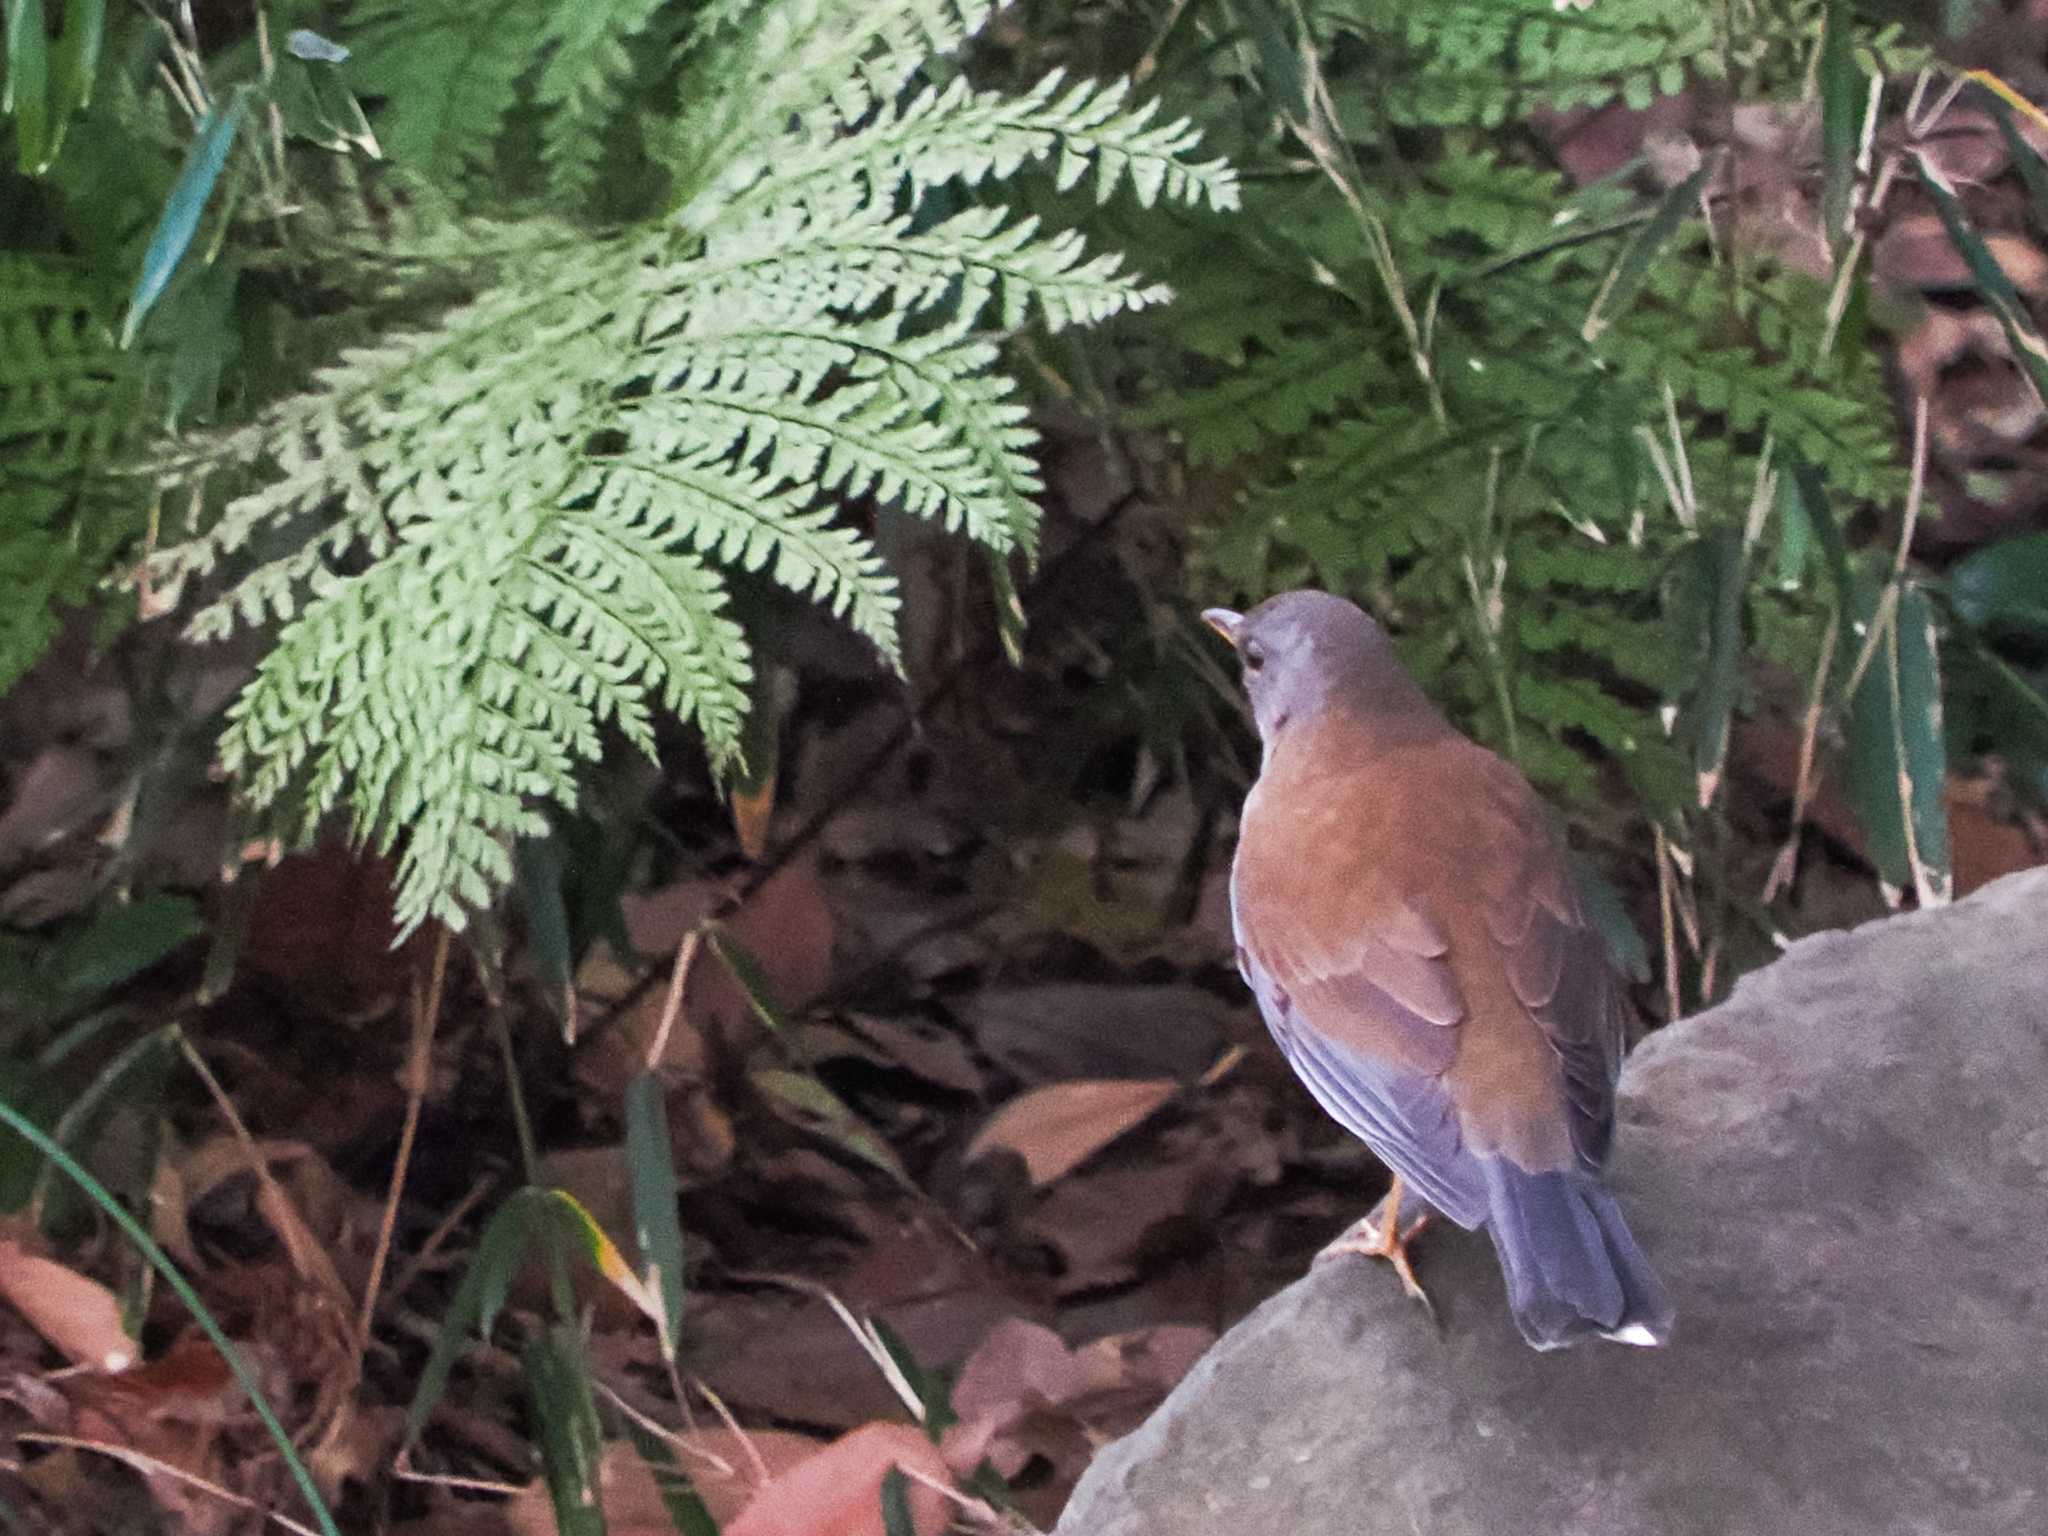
[149, 0, 1237, 933]
[1325, 0, 1722, 125]
[345, 0, 672, 195]
[0, 254, 149, 694]
[1138, 1, 1917, 838]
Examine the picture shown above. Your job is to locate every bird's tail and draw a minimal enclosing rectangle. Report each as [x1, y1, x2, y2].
[1481, 1162, 1674, 1351]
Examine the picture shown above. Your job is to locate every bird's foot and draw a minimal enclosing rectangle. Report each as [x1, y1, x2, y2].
[1315, 1186, 1436, 1322]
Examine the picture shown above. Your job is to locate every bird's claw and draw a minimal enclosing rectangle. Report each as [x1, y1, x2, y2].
[1316, 1186, 1438, 1324]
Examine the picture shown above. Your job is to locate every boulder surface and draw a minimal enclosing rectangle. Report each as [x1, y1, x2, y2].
[1056, 868, 2048, 1536]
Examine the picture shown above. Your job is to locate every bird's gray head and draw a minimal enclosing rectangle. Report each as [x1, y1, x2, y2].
[1203, 590, 1440, 749]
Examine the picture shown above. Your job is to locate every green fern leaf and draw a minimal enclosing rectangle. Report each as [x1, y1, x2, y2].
[154, 0, 1238, 932]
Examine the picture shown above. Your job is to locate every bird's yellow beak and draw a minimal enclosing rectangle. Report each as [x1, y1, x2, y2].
[1202, 608, 1244, 648]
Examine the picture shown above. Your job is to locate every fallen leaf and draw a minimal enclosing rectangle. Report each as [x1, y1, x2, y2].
[800, 1013, 986, 1095]
[965, 983, 1230, 1082]
[966, 1078, 1179, 1186]
[0, 1236, 136, 1372]
[751, 1068, 915, 1188]
[0, 746, 112, 867]
[506, 1431, 826, 1536]
[1023, 1157, 1216, 1294]
[942, 1319, 1213, 1489]
[727, 1422, 951, 1536]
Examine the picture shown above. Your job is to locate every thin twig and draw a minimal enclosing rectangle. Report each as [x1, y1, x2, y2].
[895, 1462, 1039, 1534]
[1763, 613, 1840, 903]
[356, 928, 452, 1356]
[391, 1452, 524, 1498]
[175, 1033, 354, 1319]
[1841, 395, 1929, 700]
[645, 928, 704, 1074]
[593, 1383, 725, 1475]
[16, 1434, 321, 1536]
[380, 1171, 497, 1314]
[692, 1380, 771, 1488]
[1653, 825, 1681, 1023]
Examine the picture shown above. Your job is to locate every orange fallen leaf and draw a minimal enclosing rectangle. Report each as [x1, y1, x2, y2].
[507, 1429, 827, 1536]
[965, 1078, 1179, 1185]
[727, 1422, 950, 1536]
[0, 1237, 135, 1372]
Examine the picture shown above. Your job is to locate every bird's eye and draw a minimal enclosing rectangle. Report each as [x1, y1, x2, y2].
[1241, 640, 1266, 673]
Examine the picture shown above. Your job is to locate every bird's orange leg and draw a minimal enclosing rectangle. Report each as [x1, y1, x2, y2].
[1314, 1175, 1436, 1319]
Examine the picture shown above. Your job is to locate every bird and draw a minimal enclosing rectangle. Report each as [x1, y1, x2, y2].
[1204, 590, 1673, 1350]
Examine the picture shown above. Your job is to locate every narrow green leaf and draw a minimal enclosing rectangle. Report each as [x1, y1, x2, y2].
[1845, 583, 1951, 903]
[516, 832, 576, 1026]
[28, 1025, 173, 1214]
[122, 87, 248, 347]
[0, 1058, 62, 1211]
[1240, 0, 1310, 123]
[53, 895, 202, 996]
[1990, 100, 2048, 230]
[475, 1188, 547, 1337]
[1607, 429, 1642, 512]
[751, 1067, 915, 1189]
[45, 0, 105, 158]
[1947, 531, 2048, 631]
[1917, 153, 2048, 404]
[706, 931, 789, 1036]
[5, 0, 49, 173]
[285, 28, 349, 64]
[1790, 455, 1858, 610]
[1566, 853, 1651, 985]
[1947, 641, 2048, 768]
[879, 1467, 915, 1536]
[1774, 469, 1811, 589]
[727, 665, 794, 861]
[1582, 154, 1716, 342]
[624, 1072, 687, 1361]
[986, 550, 1027, 669]
[620, 1415, 721, 1536]
[1690, 527, 1745, 806]
[402, 1191, 536, 1450]
[165, 252, 239, 427]
[525, 1323, 608, 1536]
[869, 1316, 954, 1435]
[1819, 0, 1862, 249]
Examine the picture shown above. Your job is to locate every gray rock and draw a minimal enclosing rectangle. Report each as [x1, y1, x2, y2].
[1057, 869, 2048, 1536]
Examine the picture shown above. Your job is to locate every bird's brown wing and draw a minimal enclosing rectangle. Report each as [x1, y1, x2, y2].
[1466, 758, 1625, 1172]
[1234, 727, 1625, 1192]
[1232, 747, 1491, 1225]
[1233, 935, 1490, 1226]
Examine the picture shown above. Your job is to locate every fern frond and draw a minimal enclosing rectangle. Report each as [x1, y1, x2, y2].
[345, 0, 549, 180]
[534, 0, 669, 194]
[1325, 0, 1721, 125]
[156, 0, 1238, 931]
[0, 257, 150, 692]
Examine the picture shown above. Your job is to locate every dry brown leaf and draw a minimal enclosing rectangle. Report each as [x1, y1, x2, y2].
[726, 1422, 951, 1536]
[0, 745, 111, 866]
[1023, 1157, 1214, 1295]
[505, 1430, 826, 1536]
[942, 1319, 1213, 1489]
[174, 1136, 357, 1319]
[802, 1013, 985, 1094]
[966, 1078, 1178, 1186]
[581, 848, 837, 1090]
[0, 1236, 136, 1372]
